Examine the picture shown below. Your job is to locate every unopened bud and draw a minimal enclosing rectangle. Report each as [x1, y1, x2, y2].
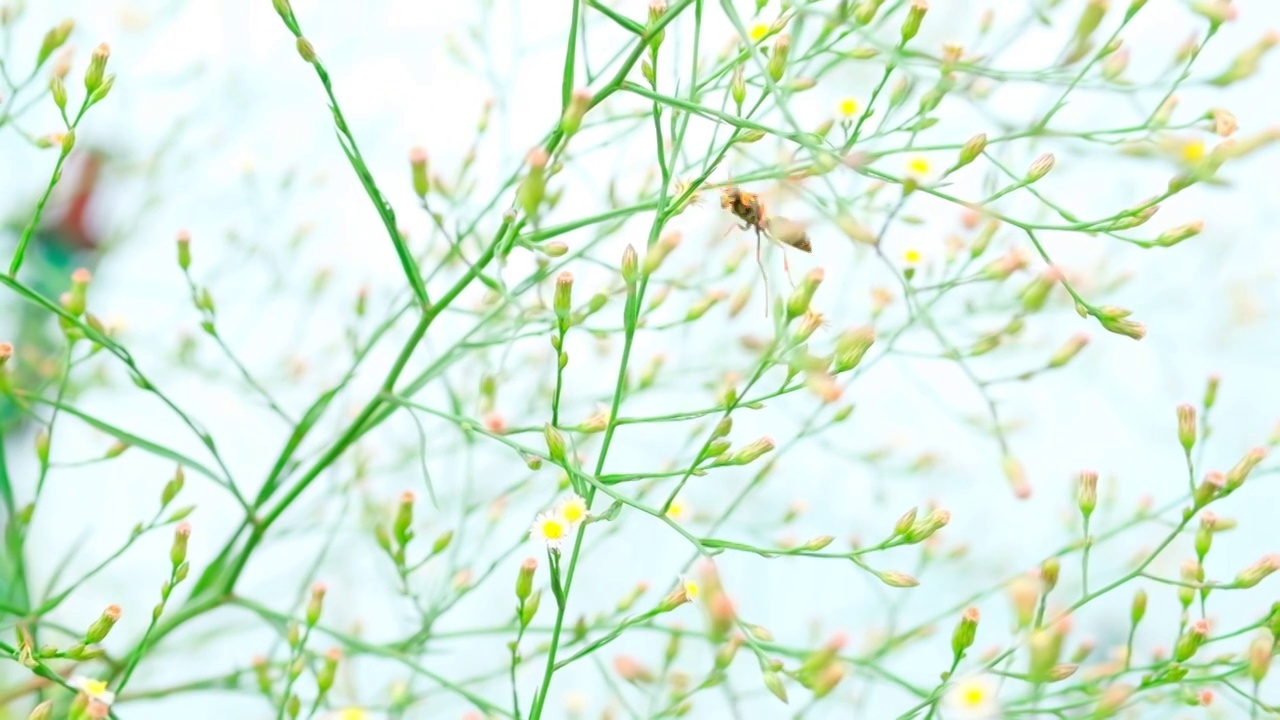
[901, 0, 927, 42]
[1156, 220, 1203, 248]
[84, 43, 110, 95]
[1040, 557, 1060, 593]
[833, 326, 875, 372]
[904, 508, 950, 543]
[83, 604, 122, 644]
[1049, 333, 1089, 368]
[561, 88, 592, 136]
[521, 589, 541, 625]
[394, 491, 415, 546]
[956, 133, 987, 167]
[544, 424, 567, 464]
[730, 437, 774, 465]
[785, 268, 823, 321]
[176, 230, 192, 270]
[37, 20, 74, 67]
[877, 570, 919, 588]
[1225, 447, 1266, 491]
[951, 607, 979, 659]
[409, 147, 429, 199]
[1248, 635, 1271, 683]
[767, 35, 791, 82]
[731, 65, 747, 109]
[554, 272, 574, 325]
[1025, 153, 1055, 182]
[517, 148, 549, 219]
[306, 582, 326, 626]
[1176, 404, 1197, 452]
[27, 700, 54, 720]
[643, 231, 681, 276]
[1235, 554, 1280, 588]
[1002, 455, 1031, 499]
[171, 522, 191, 567]
[1174, 619, 1209, 662]
[1078, 469, 1098, 518]
[516, 557, 536, 601]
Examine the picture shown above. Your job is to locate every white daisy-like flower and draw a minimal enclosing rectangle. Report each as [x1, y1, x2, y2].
[941, 673, 1001, 719]
[70, 676, 115, 706]
[530, 511, 571, 551]
[680, 575, 701, 602]
[557, 494, 588, 526]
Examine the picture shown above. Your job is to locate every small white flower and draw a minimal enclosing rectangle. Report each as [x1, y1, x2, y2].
[680, 575, 701, 602]
[70, 676, 115, 706]
[530, 511, 571, 551]
[942, 673, 1000, 719]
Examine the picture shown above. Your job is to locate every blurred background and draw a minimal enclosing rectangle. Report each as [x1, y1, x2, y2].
[2, 0, 1279, 718]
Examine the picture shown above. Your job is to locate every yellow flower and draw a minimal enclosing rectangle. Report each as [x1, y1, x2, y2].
[942, 674, 1000, 719]
[336, 708, 366, 720]
[749, 23, 769, 42]
[903, 248, 922, 265]
[1182, 138, 1206, 163]
[530, 511, 570, 551]
[837, 97, 858, 117]
[558, 494, 588, 526]
[907, 156, 931, 177]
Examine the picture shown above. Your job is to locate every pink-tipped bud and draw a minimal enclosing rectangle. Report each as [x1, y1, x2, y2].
[951, 607, 979, 659]
[171, 522, 191, 568]
[1225, 447, 1266, 491]
[84, 43, 110, 94]
[306, 582, 326, 626]
[1025, 152, 1055, 182]
[83, 604, 122, 644]
[516, 557, 536, 601]
[1078, 469, 1098, 518]
[1176, 404, 1197, 452]
[1235, 554, 1280, 589]
[409, 147, 429, 199]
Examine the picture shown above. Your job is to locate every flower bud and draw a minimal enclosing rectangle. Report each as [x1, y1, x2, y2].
[306, 582, 326, 626]
[1176, 404, 1196, 452]
[767, 34, 790, 82]
[877, 570, 919, 588]
[621, 244, 639, 287]
[409, 147, 429, 199]
[1234, 554, 1280, 589]
[1248, 635, 1271, 683]
[833, 326, 875, 372]
[1174, 619, 1209, 662]
[1155, 220, 1203, 248]
[561, 88, 592, 138]
[161, 465, 186, 504]
[50, 75, 67, 111]
[643, 231, 681, 276]
[1002, 455, 1031, 499]
[1225, 447, 1266, 491]
[785, 268, 823, 321]
[1102, 46, 1129, 80]
[893, 507, 918, 537]
[175, 229, 193, 271]
[1099, 314, 1146, 341]
[1025, 152, 1055, 182]
[35, 430, 50, 465]
[1048, 333, 1089, 368]
[800, 535, 835, 552]
[516, 557, 536, 601]
[171, 522, 191, 568]
[83, 605, 122, 644]
[393, 491, 415, 546]
[1078, 469, 1098, 518]
[956, 133, 987, 167]
[84, 43, 110, 95]
[521, 589, 541, 626]
[554, 272, 574, 326]
[904, 508, 950, 543]
[544, 424, 567, 464]
[951, 607, 979, 659]
[1028, 628, 1062, 683]
[730, 65, 746, 109]
[317, 648, 340, 694]
[1040, 557, 1060, 593]
[37, 20, 75, 67]
[517, 148, 549, 219]
[901, 0, 927, 42]
[730, 437, 775, 465]
[1009, 575, 1038, 629]
[1096, 683, 1135, 714]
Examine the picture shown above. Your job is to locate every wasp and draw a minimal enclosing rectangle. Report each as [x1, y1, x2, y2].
[720, 183, 812, 314]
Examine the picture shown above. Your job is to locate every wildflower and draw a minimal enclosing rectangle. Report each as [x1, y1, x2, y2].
[530, 511, 571, 551]
[903, 248, 922, 265]
[1182, 139, 1206, 163]
[942, 674, 1001, 719]
[70, 676, 115, 707]
[331, 709, 366, 720]
[838, 97, 858, 117]
[682, 575, 701, 602]
[749, 23, 769, 42]
[558, 494, 588, 526]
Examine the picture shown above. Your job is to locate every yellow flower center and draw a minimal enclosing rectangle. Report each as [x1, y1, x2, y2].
[838, 97, 858, 117]
[904, 248, 921, 265]
[666, 499, 686, 520]
[960, 683, 986, 706]
[907, 157, 931, 176]
[339, 709, 366, 720]
[749, 23, 769, 42]
[80, 679, 108, 698]
[683, 578, 701, 600]
[561, 498, 586, 524]
[540, 517, 566, 540]
[1182, 140, 1205, 163]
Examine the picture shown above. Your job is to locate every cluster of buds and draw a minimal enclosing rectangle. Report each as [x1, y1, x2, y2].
[795, 632, 848, 698]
